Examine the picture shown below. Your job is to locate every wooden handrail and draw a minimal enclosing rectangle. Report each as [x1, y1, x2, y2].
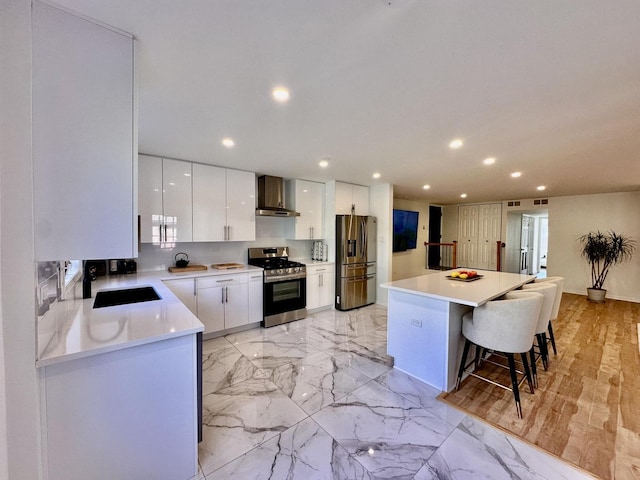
[424, 241, 457, 269]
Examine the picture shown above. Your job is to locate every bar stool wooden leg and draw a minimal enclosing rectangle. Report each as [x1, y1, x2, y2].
[548, 321, 557, 355]
[456, 339, 471, 390]
[506, 353, 523, 419]
[529, 346, 538, 389]
[520, 352, 534, 394]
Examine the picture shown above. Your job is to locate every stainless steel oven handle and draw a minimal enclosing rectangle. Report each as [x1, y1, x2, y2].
[346, 275, 375, 282]
[264, 273, 306, 283]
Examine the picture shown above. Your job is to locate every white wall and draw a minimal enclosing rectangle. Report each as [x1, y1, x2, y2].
[442, 192, 640, 302]
[391, 198, 430, 280]
[370, 184, 393, 306]
[0, 1, 42, 479]
[548, 191, 640, 302]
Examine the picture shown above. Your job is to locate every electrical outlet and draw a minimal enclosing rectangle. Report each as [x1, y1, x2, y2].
[410, 318, 422, 327]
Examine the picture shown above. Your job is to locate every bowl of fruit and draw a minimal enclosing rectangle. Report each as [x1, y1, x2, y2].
[446, 270, 483, 282]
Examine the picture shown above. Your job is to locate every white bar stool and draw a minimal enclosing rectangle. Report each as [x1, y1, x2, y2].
[520, 282, 557, 387]
[456, 291, 543, 418]
[534, 276, 565, 355]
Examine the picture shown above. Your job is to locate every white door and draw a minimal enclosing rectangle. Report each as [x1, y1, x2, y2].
[248, 273, 264, 323]
[163, 159, 193, 244]
[224, 283, 249, 329]
[294, 180, 324, 239]
[196, 286, 225, 334]
[458, 205, 479, 267]
[306, 272, 321, 310]
[477, 203, 502, 270]
[352, 185, 370, 216]
[225, 169, 256, 241]
[192, 163, 226, 242]
[138, 155, 163, 244]
[335, 182, 353, 215]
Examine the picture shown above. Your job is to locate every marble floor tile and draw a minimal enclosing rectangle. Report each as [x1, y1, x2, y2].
[231, 330, 323, 370]
[327, 340, 393, 379]
[207, 417, 373, 480]
[199, 378, 308, 476]
[269, 350, 373, 415]
[375, 368, 466, 426]
[312, 380, 457, 478]
[426, 416, 595, 480]
[202, 341, 260, 394]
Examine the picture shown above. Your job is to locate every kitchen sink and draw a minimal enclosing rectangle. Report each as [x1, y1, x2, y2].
[93, 286, 161, 308]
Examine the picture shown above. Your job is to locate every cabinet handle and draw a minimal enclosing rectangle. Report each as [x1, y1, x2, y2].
[193, 280, 196, 296]
[216, 279, 234, 283]
[221, 288, 225, 304]
[319, 274, 323, 287]
[316, 268, 326, 272]
[226, 286, 229, 303]
[251, 275, 262, 279]
[227, 225, 231, 241]
[164, 224, 168, 242]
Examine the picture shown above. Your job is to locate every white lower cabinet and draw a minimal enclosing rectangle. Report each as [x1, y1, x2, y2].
[197, 274, 248, 334]
[163, 278, 197, 315]
[248, 272, 264, 324]
[306, 264, 335, 310]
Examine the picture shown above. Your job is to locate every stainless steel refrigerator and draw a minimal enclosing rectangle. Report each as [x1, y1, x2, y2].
[335, 215, 377, 311]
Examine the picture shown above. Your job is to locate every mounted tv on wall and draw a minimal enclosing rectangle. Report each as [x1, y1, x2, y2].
[393, 209, 419, 252]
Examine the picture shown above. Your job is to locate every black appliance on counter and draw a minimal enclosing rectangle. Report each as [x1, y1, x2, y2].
[248, 247, 306, 327]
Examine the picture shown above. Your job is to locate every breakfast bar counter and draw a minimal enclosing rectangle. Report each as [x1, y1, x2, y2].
[382, 270, 535, 392]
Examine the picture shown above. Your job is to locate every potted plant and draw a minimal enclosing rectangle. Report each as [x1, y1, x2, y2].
[579, 230, 635, 302]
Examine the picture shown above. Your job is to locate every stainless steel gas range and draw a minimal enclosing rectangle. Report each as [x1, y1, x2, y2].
[248, 247, 307, 327]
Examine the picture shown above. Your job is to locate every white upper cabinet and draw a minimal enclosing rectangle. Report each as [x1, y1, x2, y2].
[335, 182, 369, 216]
[33, 1, 135, 260]
[140, 156, 255, 243]
[192, 166, 255, 242]
[286, 179, 325, 239]
[162, 159, 193, 243]
[192, 164, 226, 242]
[138, 155, 163, 244]
[225, 169, 256, 242]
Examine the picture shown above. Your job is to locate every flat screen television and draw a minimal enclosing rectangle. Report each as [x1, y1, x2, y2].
[393, 209, 419, 252]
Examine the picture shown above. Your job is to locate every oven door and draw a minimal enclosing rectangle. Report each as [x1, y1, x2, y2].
[263, 276, 306, 326]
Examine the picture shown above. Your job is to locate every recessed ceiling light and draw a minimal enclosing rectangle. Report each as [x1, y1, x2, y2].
[184, 173, 191, 177]
[449, 139, 463, 149]
[422, 184, 430, 190]
[511, 171, 522, 178]
[318, 159, 329, 168]
[483, 157, 496, 165]
[460, 193, 467, 198]
[372, 172, 381, 179]
[222, 138, 235, 148]
[272, 87, 290, 103]
[537, 185, 546, 191]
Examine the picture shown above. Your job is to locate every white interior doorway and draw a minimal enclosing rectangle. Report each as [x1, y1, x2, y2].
[504, 209, 549, 275]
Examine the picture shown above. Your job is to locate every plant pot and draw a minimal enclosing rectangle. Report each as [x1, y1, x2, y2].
[587, 287, 606, 303]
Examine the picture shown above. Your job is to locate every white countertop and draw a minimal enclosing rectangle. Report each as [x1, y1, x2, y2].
[36, 265, 262, 367]
[382, 270, 536, 307]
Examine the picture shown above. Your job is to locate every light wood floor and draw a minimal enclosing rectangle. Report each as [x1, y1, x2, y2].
[439, 293, 640, 480]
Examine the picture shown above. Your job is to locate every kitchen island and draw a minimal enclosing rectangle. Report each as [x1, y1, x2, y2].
[382, 270, 535, 392]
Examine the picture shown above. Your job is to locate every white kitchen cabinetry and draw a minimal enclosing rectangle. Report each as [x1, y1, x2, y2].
[40, 334, 198, 480]
[163, 278, 197, 315]
[248, 272, 264, 323]
[33, 1, 136, 260]
[224, 169, 256, 241]
[192, 164, 226, 241]
[335, 182, 369, 215]
[306, 263, 335, 311]
[286, 179, 325, 239]
[197, 274, 248, 334]
[458, 203, 502, 270]
[138, 156, 193, 244]
[163, 159, 193, 243]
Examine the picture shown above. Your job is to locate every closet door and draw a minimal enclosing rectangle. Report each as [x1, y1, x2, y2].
[477, 204, 502, 270]
[458, 205, 479, 268]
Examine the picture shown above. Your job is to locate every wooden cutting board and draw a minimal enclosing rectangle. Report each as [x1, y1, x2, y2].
[168, 264, 208, 273]
[211, 263, 244, 270]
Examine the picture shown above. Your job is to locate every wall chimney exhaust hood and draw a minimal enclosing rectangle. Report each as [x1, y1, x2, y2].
[256, 175, 300, 217]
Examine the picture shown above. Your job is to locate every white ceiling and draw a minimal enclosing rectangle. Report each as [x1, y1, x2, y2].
[53, 0, 640, 204]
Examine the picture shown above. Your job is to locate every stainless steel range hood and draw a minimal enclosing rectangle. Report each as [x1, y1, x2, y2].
[256, 175, 300, 217]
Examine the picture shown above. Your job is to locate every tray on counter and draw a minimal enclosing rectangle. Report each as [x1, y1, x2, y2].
[211, 263, 244, 270]
[445, 274, 484, 282]
[168, 264, 208, 273]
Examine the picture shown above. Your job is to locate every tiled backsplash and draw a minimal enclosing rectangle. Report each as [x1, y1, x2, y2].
[136, 217, 321, 271]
